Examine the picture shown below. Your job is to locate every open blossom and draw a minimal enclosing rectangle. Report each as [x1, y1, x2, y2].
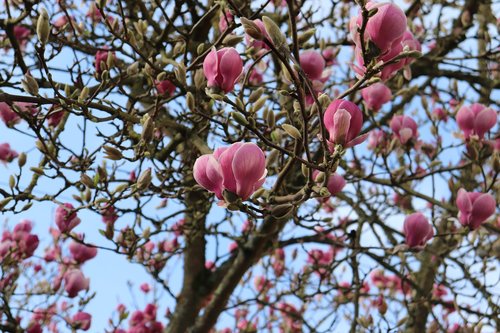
[64, 269, 90, 298]
[432, 107, 448, 122]
[403, 213, 433, 248]
[300, 50, 326, 81]
[390, 115, 418, 144]
[0, 102, 21, 125]
[456, 103, 497, 140]
[69, 240, 97, 263]
[361, 82, 392, 111]
[456, 188, 496, 230]
[0, 102, 37, 126]
[94, 50, 115, 74]
[13, 26, 31, 49]
[323, 99, 367, 149]
[350, 2, 408, 55]
[218, 10, 234, 32]
[313, 170, 346, 198]
[55, 203, 81, 233]
[0, 220, 39, 260]
[86, 4, 103, 22]
[72, 312, 91, 331]
[350, 1, 421, 81]
[203, 47, 243, 93]
[0, 143, 19, 163]
[193, 142, 266, 201]
[155, 79, 176, 97]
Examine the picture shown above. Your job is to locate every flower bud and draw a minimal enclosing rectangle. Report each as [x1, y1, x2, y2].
[36, 8, 50, 45]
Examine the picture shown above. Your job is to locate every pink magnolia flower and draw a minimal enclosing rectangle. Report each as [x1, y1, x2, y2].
[0, 102, 21, 125]
[72, 312, 91, 331]
[322, 47, 337, 66]
[353, 29, 420, 80]
[13, 26, 31, 49]
[193, 142, 267, 201]
[403, 212, 433, 248]
[0, 143, 18, 163]
[100, 204, 118, 225]
[218, 10, 234, 32]
[323, 99, 367, 149]
[140, 283, 151, 293]
[313, 170, 346, 198]
[203, 47, 243, 93]
[300, 50, 326, 81]
[432, 107, 448, 122]
[367, 129, 386, 150]
[390, 115, 418, 144]
[350, 2, 407, 55]
[55, 203, 81, 233]
[155, 80, 176, 97]
[361, 82, 392, 111]
[86, 4, 103, 22]
[63, 269, 89, 298]
[47, 105, 65, 127]
[94, 50, 115, 74]
[456, 188, 496, 230]
[69, 240, 97, 263]
[456, 103, 497, 140]
[0, 102, 37, 126]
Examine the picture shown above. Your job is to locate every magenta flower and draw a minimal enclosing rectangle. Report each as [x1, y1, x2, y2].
[55, 203, 81, 233]
[193, 142, 267, 201]
[300, 50, 326, 81]
[63, 268, 90, 298]
[203, 47, 243, 93]
[351, 2, 407, 55]
[0, 143, 18, 163]
[323, 99, 367, 149]
[313, 170, 346, 198]
[361, 82, 392, 111]
[193, 154, 224, 199]
[218, 10, 234, 32]
[0, 102, 21, 126]
[403, 213, 433, 248]
[456, 103, 497, 140]
[72, 312, 92, 331]
[69, 240, 97, 263]
[456, 188, 496, 230]
[390, 115, 418, 144]
[155, 79, 176, 97]
[432, 107, 448, 122]
[13, 26, 31, 49]
[94, 50, 115, 74]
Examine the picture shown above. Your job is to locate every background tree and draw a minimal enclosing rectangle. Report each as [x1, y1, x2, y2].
[0, 0, 499, 332]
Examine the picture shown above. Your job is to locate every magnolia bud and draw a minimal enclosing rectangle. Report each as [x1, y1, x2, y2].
[262, 16, 287, 49]
[81, 174, 94, 188]
[141, 114, 155, 142]
[282, 124, 302, 140]
[298, 28, 316, 44]
[231, 112, 249, 126]
[17, 152, 26, 167]
[136, 168, 152, 191]
[21, 73, 39, 96]
[103, 145, 123, 160]
[186, 92, 195, 111]
[37, 8, 50, 45]
[240, 17, 263, 40]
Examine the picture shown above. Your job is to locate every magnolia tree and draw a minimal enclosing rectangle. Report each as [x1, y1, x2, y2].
[0, 0, 499, 332]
